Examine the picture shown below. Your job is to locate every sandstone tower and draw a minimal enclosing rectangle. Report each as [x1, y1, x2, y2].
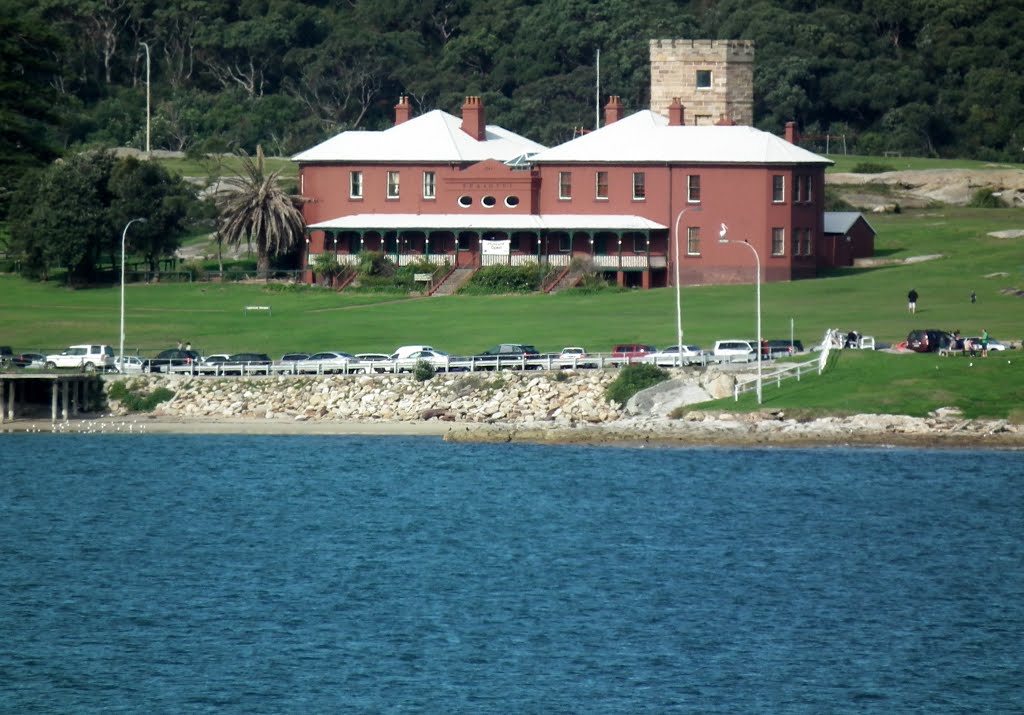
[649, 39, 755, 126]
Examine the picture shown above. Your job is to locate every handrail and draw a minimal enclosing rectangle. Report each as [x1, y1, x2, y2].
[427, 264, 459, 296]
[542, 266, 570, 293]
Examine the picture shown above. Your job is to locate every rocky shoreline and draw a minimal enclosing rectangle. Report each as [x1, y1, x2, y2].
[69, 371, 1019, 449]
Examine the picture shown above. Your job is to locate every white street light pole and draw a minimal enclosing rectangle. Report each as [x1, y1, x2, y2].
[672, 205, 702, 366]
[120, 218, 148, 372]
[140, 42, 151, 156]
[718, 225, 762, 404]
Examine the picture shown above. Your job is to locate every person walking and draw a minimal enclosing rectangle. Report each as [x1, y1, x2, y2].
[981, 329, 989, 357]
[970, 290, 977, 304]
[907, 288, 918, 314]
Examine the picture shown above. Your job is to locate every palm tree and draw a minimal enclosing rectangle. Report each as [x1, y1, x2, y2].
[214, 145, 305, 277]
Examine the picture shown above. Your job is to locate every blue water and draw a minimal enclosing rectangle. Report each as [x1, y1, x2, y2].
[1, 436, 1022, 713]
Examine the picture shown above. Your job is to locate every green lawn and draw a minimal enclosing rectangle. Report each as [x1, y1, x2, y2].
[824, 154, 1024, 173]
[696, 349, 1024, 421]
[1, 208, 1021, 360]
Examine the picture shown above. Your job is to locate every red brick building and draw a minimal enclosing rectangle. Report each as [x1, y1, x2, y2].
[294, 95, 834, 288]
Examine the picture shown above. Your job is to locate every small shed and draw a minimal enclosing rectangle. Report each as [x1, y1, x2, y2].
[817, 212, 876, 269]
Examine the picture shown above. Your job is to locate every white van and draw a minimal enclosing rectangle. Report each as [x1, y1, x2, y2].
[390, 345, 435, 360]
[712, 340, 756, 362]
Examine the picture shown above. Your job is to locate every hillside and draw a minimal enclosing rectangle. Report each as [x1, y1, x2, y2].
[830, 168, 1024, 210]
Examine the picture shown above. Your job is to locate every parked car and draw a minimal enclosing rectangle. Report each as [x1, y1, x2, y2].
[293, 351, 355, 374]
[353, 353, 393, 373]
[963, 336, 1007, 352]
[391, 345, 436, 360]
[222, 352, 274, 374]
[279, 352, 310, 362]
[611, 344, 658, 363]
[474, 343, 540, 368]
[11, 352, 47, 369]
[45, 344, 116, 371]
[202, 353, 232, 364]
[144, 348, 202, 373]
[712, 340, 756, 362]
[393, 349, 455, 373]
[905, 329, 954, 353]
[646, 345, 704, 367]
[557, 346, 594, 368]
[766, 339, 805, 358]
[114, 355, 146, 374]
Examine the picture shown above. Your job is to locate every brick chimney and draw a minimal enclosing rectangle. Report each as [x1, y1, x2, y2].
[668, 97, 685, 126]
[394, 95, 412, 125]
[604, 95, 624, 125]
[714, 113, 736, 126]
[785, 121, 798, 144]
[461, 96, 486, 141]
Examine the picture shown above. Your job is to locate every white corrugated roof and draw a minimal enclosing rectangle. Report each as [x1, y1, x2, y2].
[292, 110, 546, 163]
[308, 213, 666, 231]
[824, 212, 874, 235]
[531, 111, 832, 166]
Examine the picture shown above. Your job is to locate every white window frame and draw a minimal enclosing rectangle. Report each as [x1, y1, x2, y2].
[558, 171, 572, 200]
[422, 171, 436, 199]
[387, 171, 400, 199]
[772, 227, 785, 256]
[350, 171, 363, 199]
[632, 172, 646, 201]
[687, 174, 701, 203]
[686, 226, 701, 256]
[772, 175, 785, 203]
[595, 171, 608, 200]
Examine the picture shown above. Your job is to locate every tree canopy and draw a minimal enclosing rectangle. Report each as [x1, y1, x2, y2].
[1, 0, 1022, 163]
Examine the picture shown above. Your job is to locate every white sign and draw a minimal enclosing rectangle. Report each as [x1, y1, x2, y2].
[481, 239, 510, 255]
[414, 273, 433, 282]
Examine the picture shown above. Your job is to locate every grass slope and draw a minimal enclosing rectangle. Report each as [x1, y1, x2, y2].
[0, 208, 1021, 358]
[697, 350, 1024, 421]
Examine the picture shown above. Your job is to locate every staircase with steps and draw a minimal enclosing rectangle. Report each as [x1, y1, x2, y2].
[545, 267, 585, 293]
[430, 267, 476, 296]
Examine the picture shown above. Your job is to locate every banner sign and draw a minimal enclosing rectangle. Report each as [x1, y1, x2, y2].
[481, 239, 510, 255]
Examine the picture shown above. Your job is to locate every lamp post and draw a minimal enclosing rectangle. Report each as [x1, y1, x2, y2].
[718, 224, 762, 404]
[119, 218, 148, 372]
[140, 42, 151, 156]
[672, 205, 703, 366]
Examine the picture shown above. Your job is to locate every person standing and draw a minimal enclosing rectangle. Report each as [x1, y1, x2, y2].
[981, 329, 989, 357]
[907, 288, 918, 313]
[970, 290, 977, 304]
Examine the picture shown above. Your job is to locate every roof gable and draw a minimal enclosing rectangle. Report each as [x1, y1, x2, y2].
[824, 212, 875, 235]
[531, 110, 832, 166]
[293, 110, 546, 164]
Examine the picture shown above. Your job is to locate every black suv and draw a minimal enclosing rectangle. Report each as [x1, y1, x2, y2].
[766, 339, 805, 357]
[144, 348, 202, 372]
[474, 343, 540, 369]
[906, 329, 953, 353]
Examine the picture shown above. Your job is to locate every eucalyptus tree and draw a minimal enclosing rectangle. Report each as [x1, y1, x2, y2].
[213, 145, 305, 277]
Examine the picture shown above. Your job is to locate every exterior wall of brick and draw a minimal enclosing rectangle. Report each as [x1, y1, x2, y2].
[649, 39, 754, 126]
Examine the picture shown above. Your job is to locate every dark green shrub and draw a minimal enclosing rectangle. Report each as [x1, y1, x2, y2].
[413, 359, 436, 382]
[604, 364, 669, 405]
[107, 380, 175, 412]
[967, 188, 1003, 208]
[850, 162, 895, 174]
[459, 264, 545, 294]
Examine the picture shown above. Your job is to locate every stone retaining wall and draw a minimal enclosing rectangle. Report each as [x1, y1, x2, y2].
[108, 371, 631, 424]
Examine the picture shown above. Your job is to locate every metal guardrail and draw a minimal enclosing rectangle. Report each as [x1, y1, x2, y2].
[146, 350, 793, 377]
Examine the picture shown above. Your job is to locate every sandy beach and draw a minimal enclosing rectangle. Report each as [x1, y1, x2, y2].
[4, 412, 1022, 449]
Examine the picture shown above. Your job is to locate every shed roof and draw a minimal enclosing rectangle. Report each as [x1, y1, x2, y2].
[531, 111, 832, 166]
[824, 212, 875, 235]
[292, 110, 546, 164]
